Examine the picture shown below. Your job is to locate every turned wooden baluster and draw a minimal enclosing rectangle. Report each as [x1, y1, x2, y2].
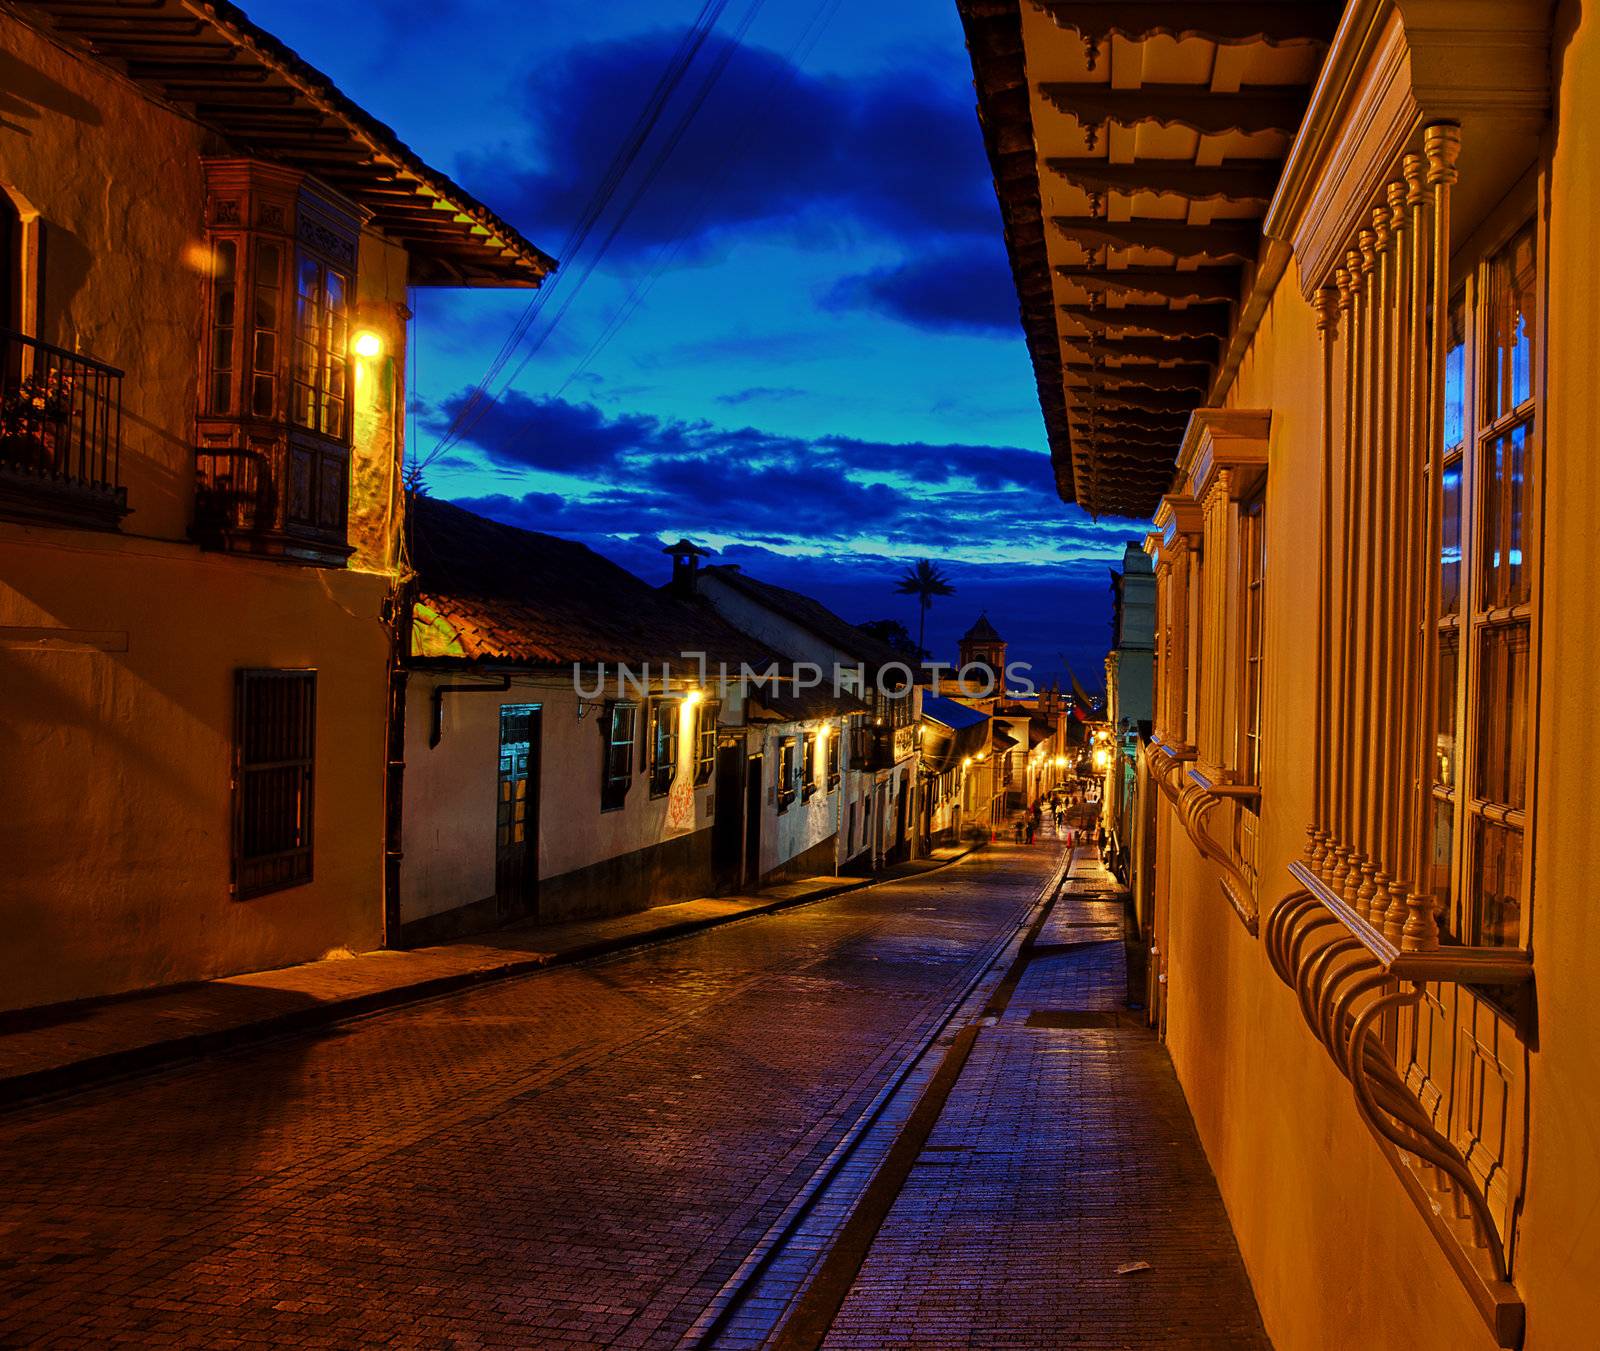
[1310, 285, 1341, 869]
[1402, 124, 1461, 950]
[1330, 254, 1362, 895]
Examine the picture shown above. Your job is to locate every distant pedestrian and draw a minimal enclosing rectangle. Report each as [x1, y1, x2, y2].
[1013, 819, 1025, 845]
[1026, 820, 1036, 845]
[1053, 805, 1064, 828]
[1033, 803, 1043, 830]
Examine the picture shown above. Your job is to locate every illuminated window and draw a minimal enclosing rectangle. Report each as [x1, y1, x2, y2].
[601, 701, 637, 812]
[233, 669, 315, 899]
[290, 251, 350, 441]
[802, 731, 818, 800]
[196, 161, 362, 564]
[1431, 221, 1538, 950]
[694, 700, 719, 785]
[826, 729, 841, 791]
[648, 699, 680, 797]
[777, 737, 797, 813]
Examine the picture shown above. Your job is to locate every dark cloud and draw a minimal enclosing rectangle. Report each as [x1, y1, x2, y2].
[823, 244, 1021, 335]
[459, 30, 997, 258]
[714, 386, 807, 406]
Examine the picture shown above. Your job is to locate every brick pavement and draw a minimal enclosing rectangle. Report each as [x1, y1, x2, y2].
[0, 866, 962, 1106]
[0, 844, 1055, 1349]
[819, 845, 1271, 1350]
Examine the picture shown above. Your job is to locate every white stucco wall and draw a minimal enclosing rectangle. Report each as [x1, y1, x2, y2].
[401, 672, 733, 924]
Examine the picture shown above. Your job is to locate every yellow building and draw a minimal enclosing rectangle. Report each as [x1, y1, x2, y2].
[0, 2, 550, 1010]
[963, 1, 1596, 1346]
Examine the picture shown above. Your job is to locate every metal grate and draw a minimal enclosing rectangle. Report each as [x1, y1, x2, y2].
[233, 668, 316, 899]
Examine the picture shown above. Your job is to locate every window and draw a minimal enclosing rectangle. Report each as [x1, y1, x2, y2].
[1239, 492, 1266, 787]
[648, 699, 680, 797]
[290, 252, 350, 441]
[601, 701, 637, 812]
[233, 669, 315, 899]
[826, 728, 841, 790]
[195, 162, 361, 565]
[1432, 221, 1538, 951]
[802, 731, 818, 800]
[777, 736, 797, 813]
[694, 700, 719, 785]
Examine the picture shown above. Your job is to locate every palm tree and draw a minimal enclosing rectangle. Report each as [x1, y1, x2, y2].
[894, 559, 956, 659]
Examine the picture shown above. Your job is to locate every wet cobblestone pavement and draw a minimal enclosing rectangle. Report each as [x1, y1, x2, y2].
[0, 847, 1057, 1350]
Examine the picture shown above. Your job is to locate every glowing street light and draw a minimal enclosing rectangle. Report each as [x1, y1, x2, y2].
[352, 329, 384, 358]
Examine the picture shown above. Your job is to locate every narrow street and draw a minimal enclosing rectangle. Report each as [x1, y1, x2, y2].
[0, 845, 1057, 1349]
[0, 835, 1266, 1350]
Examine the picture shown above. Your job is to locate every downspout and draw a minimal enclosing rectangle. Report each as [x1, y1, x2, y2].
[429, 674, 512, 748]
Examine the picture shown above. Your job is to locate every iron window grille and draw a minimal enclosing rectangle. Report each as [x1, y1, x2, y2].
[601, 700, 637, 812]
[232, 668, 316, 899]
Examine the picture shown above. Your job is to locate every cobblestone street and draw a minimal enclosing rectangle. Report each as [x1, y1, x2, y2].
[0, 838, 1265, 1349]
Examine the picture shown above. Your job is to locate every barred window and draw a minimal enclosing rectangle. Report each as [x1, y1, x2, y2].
[233, 669, 315, 899]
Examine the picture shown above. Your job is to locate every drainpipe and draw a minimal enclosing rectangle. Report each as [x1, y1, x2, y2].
[429, 673, 512, 748]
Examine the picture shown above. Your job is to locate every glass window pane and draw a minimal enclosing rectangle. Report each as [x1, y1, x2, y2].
[1473, 818, 1523, 947]
[1480, 421, 1530, 610]
[1443, 296, 1466, 450]
[1476, 622, 1529, 811]
[1428, 797, 1455, 931]
[1441, 453, 1463, 614]
[1487, 224, 1536, 421]
[1435, 629, 1459, 791]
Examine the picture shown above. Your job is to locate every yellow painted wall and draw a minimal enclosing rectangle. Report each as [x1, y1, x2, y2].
[1154, 6, 1600, 1346]
[1, 12, 408, 1008]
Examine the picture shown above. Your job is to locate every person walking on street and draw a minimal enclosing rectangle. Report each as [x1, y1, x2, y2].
[1013, 819, 1025, 845]
[1026, 819, 1036, 845]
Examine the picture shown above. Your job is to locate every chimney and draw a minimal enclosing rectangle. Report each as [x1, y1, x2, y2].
[663, 538, 708, 597]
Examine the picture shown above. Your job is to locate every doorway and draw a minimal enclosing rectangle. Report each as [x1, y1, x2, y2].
[712, 742, 744, 891]
[495, 704, 541, 921]
[744, 751, 763, 888]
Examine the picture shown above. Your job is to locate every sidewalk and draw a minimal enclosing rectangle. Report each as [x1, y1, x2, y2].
[819, 844, 1270, 1350]
[0, 848, 975, 1109]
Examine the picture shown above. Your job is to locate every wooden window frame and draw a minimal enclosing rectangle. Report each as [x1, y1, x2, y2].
[1239, 490, 1267, 790]
[600, 700, 637, 813]
[826, 728, 841, 791]
[693, 699, 719, 786]
[777, 736, 797, 813]
[648, 698, 680, 799]
[802, 731, 818, 800]
[232, 668, 316, 900]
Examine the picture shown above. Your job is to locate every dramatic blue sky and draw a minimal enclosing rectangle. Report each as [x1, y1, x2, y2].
[248, 0, 1142, 684]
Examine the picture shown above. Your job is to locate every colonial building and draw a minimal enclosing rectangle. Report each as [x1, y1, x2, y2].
[690, 559, 923, 870]
[0, 2, 549, 1009]
[400, 498, 776, 941]
[955, 612, 1007, 690]
[963, 0, 1594, 1346]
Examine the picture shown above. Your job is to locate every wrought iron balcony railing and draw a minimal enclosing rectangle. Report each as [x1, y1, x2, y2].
[0, 327, 127, 529]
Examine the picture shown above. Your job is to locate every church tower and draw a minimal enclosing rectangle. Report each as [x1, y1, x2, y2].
[957, 613, 1007, 689]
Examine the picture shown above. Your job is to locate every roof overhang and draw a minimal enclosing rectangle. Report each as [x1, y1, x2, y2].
[16, 0, 555, 288]
[957, 0, 1335, 517]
